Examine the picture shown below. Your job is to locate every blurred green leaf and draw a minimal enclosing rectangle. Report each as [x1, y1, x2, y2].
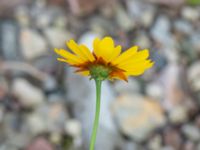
[187, 0, 200, 5]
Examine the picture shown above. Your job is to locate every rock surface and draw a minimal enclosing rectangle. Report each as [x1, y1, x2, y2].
[20, 28, 48, 60]
[111, 94, 166, 142]
[12, 78, 45, 108]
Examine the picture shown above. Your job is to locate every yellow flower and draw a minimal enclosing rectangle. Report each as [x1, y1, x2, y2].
[54, 36, 154, 81]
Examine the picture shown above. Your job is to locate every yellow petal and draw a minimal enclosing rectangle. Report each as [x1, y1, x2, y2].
[79, 44, 95, 61]
[57, 58, 76, 65]
[93, 37, 115, 61]
[124, 61, 154, 76]
[112, 46, 138, 65]
[76, 71, 90, 76]
[66, 40, 88, 61]
[93, 37, 101, 54]
[125, 68, 146, 76]
[57, 58, 68, 63]
[54, 48, 83, 64]
[109, 70, 128, 81]
[117, 49, 150, 68]
[123, 60, 153, 70]
[107, 45, 122, 62]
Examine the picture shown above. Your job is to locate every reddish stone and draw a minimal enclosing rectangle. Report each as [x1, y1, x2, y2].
[26, 137, 54, 150]
[67, 0, 116, 16]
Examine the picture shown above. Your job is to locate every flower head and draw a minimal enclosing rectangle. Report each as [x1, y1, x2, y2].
[55, 37, 154, 81]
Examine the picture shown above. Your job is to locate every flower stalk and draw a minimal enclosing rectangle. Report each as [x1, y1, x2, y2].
[54, 36, 154, 150]
[89, 79, 102, 150]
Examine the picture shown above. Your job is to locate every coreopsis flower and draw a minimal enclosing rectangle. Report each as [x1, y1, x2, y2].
[54, 36, 154, 150]
[55, 36, 153, 81]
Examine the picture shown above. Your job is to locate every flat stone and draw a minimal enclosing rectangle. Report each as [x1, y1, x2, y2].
[27, 102, 68, 135]
[163, 127, 182, 150]
[0, 20, 21, 60]
[150, 15, 173, 47]
[148, 135, 162, 150]
[168, 105, 188, 124]
[67, 0, 101, 16]
[44, 27, 72, 48]
[113, 79, 140, 95]
[12, 78, 45, 108]
[114, 4, 135, 31]
[182, 7, 200, 21]
[65, 119, 82, 138]
[190, 32, 200, 53]
[14, 6, 30, 27]
[20, 28, 48, 60]
[134, 31, 151, 49]
[182, 124, 200, 142]
[126, 0, 156, 28]
[146, 82, 164, 100]
[26, 137, 53, 150]
[160, 62, 185, 111]
[188, 61, 200, 92]
[111, 94, 166, 142]
[174, 19, 194, 35]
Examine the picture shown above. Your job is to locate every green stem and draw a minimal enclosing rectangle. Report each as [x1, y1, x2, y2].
[89, 79, 102, 150]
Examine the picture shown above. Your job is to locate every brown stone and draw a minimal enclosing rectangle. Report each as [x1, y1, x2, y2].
[67, 0, 116, 16]
[163, 127, 182, 150]
[0, 0, 30, 17]
[147, 0, 185, 7]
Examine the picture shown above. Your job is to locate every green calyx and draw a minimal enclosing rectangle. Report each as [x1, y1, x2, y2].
[89, 65, 111, 81]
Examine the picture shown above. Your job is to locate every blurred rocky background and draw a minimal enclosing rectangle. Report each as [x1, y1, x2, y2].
[0, 0, 200, 149]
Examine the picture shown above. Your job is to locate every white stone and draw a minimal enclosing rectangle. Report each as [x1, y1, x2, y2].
[78, 32, 101, 51]
[182, 124, 200, 142]
[96, 127, 123, 150]
[168, 105, 188, 124]
[148, 135, 162, 150]
[188, 61, 200, 92]
[44, 27, 72, 48]
[15, 6, 30, 27]
[65, 119, 82, 148]
[113, 79, 140, 95]
[190, 32, 200, 53]
[50, 132, 61, 144]
[115, 4, 135, 31]
[174, 20, 193, 35]
[35, 13, 52, 28]
[160, 62, 184, 111]
[27, 102, 68, 135]
[146, 82, 164, 100]
[127, 0, 156, 27]
[27, 113, 47, 135]
[150, 15, 173, 47]
[20, 28, 48, 60]
[65, 119, 82, 138]
[182, 7, 200, 21]
[53, 15, 68, 28]
[12, 78, 45, 107]
[135, 32, 151, 49]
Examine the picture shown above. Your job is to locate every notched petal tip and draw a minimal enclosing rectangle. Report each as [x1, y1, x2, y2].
[149, 61, 155, 68]
[54, 48, 59, 53]
[57, 58, 67, 62]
